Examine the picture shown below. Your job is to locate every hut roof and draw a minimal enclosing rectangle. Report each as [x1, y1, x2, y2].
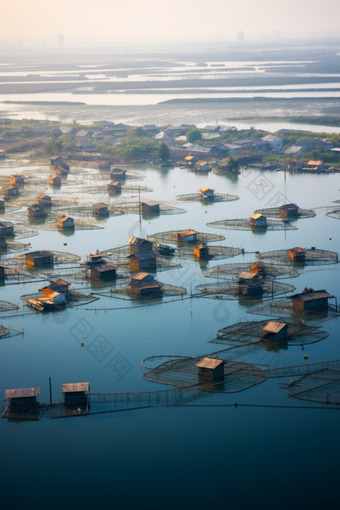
[111, 168, 126, 174]
[61, 383, 90, 393]
[37, 194, 51, 200]
[93, 202, 107, 208]
[92, 263, 117, 272]
[5, 388, 40, 399]
[308, 160, 322, 166]
[281, 203, 299, 210]
[177, 229, 198, 236]
[196, 243, 207, 250]
[196, 357, 224, 369]
[27, 250, 53, 257]
[27, 203, 44, 212]
[291, 247, 305, 253]
[132, 272, 154, 281]
[198, 187, 214, 192]
[238, 271, 258, 280]
[263, 322, 287, 333]
[108, 181, 121, 186]
[128, 236, 151, 246]
[185, 155, 196, 161]
[292, 290, 333, 301]
[128, 251, 157, 260]
[58, 216, 72, 222]
[250, 213, 265, 220]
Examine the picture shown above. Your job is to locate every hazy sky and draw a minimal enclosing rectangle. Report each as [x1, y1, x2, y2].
[2, 0, 340, 43]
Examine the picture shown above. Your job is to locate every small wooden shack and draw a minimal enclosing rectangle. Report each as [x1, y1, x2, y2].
[184, 155, 198, 167]
[238, 272, 263, 296]
[280, 203, 299, 219]
[37, 194, 52, 208]
[4, 387, 40, 415]
[128, 250, 157, 271]
[141, 202, 160, 214]
[292, 290, 333, 312]
[288, 247, 306, 263]
[110, 168, 126, 181]
[0, 221, 14, 236]
[0, 149, 6, 158]
[107, 181, 122, 193]
[262, 322, 288, 342]
[90, 263, 117, 281]
[129, 236, 153, 254]
[93, 203, 109, 216]
[49, 175, 61, 186]
[27, 203, 46, 218]
[99, 161, 112, 171]
[9, 174, 25, 185]
[175, 229, 198, 243]
[249, 262, 266, 277]
[249, 213, 267, 229]
[55, 165, 69, 176]
[61, 382, 90, 407]
[44, 280, 70, 299]
[86, 252, 105, 266]
[195, 161, 211, 172]
[0, 235, 7, 249]
[194, 243, 209, 259]
[198, 187, 214, 200]
[3, 185, 19, 197]
[26, 250, 54, 268]
[196, 357, 224, 381]
[0, 199, 5, 212]
[129, 273, 162, 298]
[57, 216, 74, 230]
[51, 156, 69, 171]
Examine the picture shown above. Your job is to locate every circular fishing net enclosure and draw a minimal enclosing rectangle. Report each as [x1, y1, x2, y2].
[326, 209, 340, 221]
[0, 325, 10, 337]
[0, 300, 20, 313]
[177, 245, 243, 261]
[147, 230, 225, 244]
[247, 298, 340, 319]
[206, 218, 298, 231]
[203, 262, 299, 280]
[142, 356, 268, 393]
[195, 280, 295, 299]
[210, 319, 329, 347]
[108, 282, 187, 300]
[109, 198, 186, 216]
[176, 192, 239, 203]
[258, 247, 338, 265]
[287, 369, 340, 404]
[99, 245, 181, 273]
[253, 206, 315, 219]
[4, 250, 80, 268]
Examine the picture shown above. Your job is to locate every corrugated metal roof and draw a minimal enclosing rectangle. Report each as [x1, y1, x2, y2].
[250, 213, 265, 220]
[61, 383, 90, 393]
[293, 290, 333, 301]
[196, 357, 224, 369]
[263, 322, 287, 333]
[5, 387, 40, 399]
[129, 251, 157, 260]
[238, 271, 258, 280]
[132, 272, 153, 281]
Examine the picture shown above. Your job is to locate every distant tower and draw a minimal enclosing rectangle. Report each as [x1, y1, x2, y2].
[237, 31, 244, 42]
[58, 34, 64, 48]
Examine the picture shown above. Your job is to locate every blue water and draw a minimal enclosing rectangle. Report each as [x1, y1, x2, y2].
[0, 161, 339, 507]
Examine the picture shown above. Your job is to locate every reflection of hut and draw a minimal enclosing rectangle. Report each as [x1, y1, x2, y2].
[93, 203, 109, 216]
[141, 202, 160, 214]
[262, 322, 288, 342]
[175, 229, 198, 243]
[289, 247, 306, 263]
[90, 263, 117, 281]
[198, 187, 214, 199]
[0, 221, 14, 236]
[129, 237, 153, 254]
[3, 185, 19, 197]
[61, 382, 90, 407]
[0, 236, 7, 249]
[0, 200, 5, 211]
[238, 272, 263, 296]
[194, 243, 209, 259]
[249, 213, 267, 229]
[107, 181, 122, 193]
[129, 273, 162, 297]
[280, 203, 299, 219]
[292, 290, 333, 312]
[55, 165, 69, 176]
[196, 357, 224, 380]
[128, 251, 157, 271]
[9, 175, 24, 185]
[49, 175, 61, 186]
[37, 194, 52, 207]
[27, 203, 46, 218]
[5, 387, 40, 414]
[110, 168, 126, 181]
[57, 216, 74, 230]
[26, 250, 54, 268]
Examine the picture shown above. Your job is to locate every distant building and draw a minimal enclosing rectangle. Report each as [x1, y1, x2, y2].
[57, 216, 74, 230]
[5, 387, 40, 415]
[141, 202, 160, 215]
[0, 221, 14, 236]
[61, 383, 90, 407]
[75, 130, 92, 139]
[0, 199, 5, 212]
[107, 181, 122, 193]
[49, 175, 61, 186]
[44, 280, 70, 299]
[198, 187, 214, 200]
[93, 203, 109, 216]
[262, 135, 283, 149]
[288, 247, 306, 263]
[238, 272, 263, 296]
[195, 161, 211, 172]
[292, 290, 333, 311]
[37, 194, 52, 208]
[55, 165, 69, 176]
[194, 243, 209, 259]
[184, 155, 198, 167]
[3, 185, 19, 197]
[129, 273, 162, 298]
[175, 230, 198, 243]
[27, 203, 46, 218]
[304, 160, 326, 171]
[110, 168, 126, 181]
[0, 149, 6, 158]
[196, 357, 224, 380]
[280, 203, 299, 219]
[0, 235, 7, 249]
[128, 251, 157, 271]
[26, 250, 54, 268]
[249, 214, 267, 229]
[285, 146, 303, 157]
[90, 263, 117, 281]
[129, 237, 153, 254]
[262, 322, 288, 342]
[59, 127, 76, 136]
[9, 175, 25, 185]
[51, 156, 69, 171]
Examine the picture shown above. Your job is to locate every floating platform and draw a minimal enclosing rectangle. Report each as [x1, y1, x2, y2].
[203, 262, 299, 280]
[206, 218, 297, 231]
[257, 247, 338, 266]
[176, 192, 239, 203]
[195, 280, 295, 300]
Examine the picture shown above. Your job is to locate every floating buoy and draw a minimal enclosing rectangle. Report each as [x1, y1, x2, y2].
[80, 342, 84, 347]
[205, 211, 207, 213]
[329, 238, 332, 240]
[304, 354, 308, 360]
[63, 242, 67, 246]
